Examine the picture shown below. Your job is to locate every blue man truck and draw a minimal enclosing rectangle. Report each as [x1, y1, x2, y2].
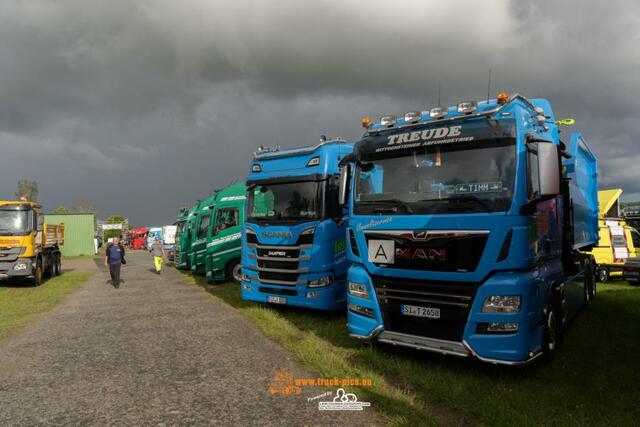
[339, 93, 598, 364]
[241, 139, 353, 310]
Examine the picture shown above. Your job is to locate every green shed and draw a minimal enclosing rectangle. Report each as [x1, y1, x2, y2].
[44, 213, 96, 256]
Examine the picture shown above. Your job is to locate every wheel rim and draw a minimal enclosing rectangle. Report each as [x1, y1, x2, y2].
[546, 309, 557, 351]
[232, 263, 242, 282]
[599, 270, 607, 282]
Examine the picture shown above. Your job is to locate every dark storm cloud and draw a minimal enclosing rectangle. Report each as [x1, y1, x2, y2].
[0, 0, 638, 224]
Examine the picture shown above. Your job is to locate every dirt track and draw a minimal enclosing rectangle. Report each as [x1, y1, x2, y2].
[0, 251, 378, 426]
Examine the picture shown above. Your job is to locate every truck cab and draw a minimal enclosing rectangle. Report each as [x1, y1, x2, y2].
[0, 201, 63, 285]
[189, 183, 246, 282]
[340, 94, 598, 364]
[175, 204, 199, 270]
[240, 139, 353, 310]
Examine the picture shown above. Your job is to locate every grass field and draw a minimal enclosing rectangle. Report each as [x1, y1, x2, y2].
[182, 271, 640, 426]
[0, 272, 93, 344]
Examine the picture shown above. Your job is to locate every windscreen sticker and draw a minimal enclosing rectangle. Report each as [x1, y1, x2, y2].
[454, 182, 504, 194]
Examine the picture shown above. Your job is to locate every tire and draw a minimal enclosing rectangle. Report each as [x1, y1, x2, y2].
[584, 259, 595, 305]
[542, 296, 560, 360]
[56, 254, 62, 276]
[597, 268, 608, 283]
[52, 254, 60, 277]
[226, 259, 242, 283]
[31, 259, 43, 287]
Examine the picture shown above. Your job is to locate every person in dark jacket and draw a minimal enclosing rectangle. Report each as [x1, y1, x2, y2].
[104, 237, 126, 288]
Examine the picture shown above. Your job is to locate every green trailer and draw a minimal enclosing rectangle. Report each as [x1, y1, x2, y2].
[188, 183, 246, 282]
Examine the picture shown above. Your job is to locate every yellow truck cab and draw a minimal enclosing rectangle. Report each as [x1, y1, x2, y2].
[0, 200, 64, 286]
[585, 189, 639, 282]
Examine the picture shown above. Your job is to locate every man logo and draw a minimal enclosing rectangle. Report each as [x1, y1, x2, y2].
[412, 231, 428, 240]
[367, 240, 395, 264]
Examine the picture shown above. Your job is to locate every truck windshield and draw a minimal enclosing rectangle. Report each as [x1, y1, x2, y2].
[0, 208, 31, 235]
[246, 178, 340, 224]
[354, 138, 516, 215]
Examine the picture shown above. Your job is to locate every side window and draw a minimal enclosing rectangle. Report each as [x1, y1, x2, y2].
[632, 230, 640, 248]
[197, 214, 210, 238]
[214, 208, 239, 235]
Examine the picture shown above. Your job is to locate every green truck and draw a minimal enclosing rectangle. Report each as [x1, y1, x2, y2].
[187, 183, 246, 282]
[174, 204, 200, 270]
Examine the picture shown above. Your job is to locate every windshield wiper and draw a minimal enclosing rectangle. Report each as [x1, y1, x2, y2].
[419, 196, 492, 211]
[358, 199, 413, 214]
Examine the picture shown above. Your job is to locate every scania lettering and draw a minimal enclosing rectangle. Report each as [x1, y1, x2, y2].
[241, 138, 353, 310]
[340, 94, 598, 364]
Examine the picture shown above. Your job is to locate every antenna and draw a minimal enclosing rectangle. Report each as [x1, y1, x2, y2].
[486, 68, 492, 103]
[437, 80, 442, 106]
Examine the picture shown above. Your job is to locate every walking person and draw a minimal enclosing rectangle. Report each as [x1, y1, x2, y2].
[104, 236, 126, 288]
[150, 237, 165, 274]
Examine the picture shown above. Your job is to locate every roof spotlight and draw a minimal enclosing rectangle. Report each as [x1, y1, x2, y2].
[457, 101, 478, 114]
[404, 111, 422, 123]
[429, 106, 448, 119]
[380, 115, 397, 127]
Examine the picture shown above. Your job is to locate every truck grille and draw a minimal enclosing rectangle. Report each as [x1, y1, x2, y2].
[247, 228, 313, 286]
[372, 275, 478, 342]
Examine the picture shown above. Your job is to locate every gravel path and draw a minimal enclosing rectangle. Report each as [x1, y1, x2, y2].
[0, 251, 379, 426]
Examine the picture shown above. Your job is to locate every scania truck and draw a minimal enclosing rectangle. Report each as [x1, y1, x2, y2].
[0, 200, 64, 286]
[339, 93, 598, 364]
[240, 139, 353, 310]
[189, 183, 246, 282]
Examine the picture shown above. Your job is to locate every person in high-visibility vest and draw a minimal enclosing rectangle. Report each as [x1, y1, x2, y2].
[149, 237, 165, 274]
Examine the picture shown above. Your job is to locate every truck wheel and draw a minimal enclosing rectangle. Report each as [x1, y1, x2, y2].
[32, 260, 43, 287]
[597, 268, 608, 283]
[56, 254, 62, 276]
[584, 259, 595, 305]
[226, 260, 242, 283]
[542, 298, 560, 360]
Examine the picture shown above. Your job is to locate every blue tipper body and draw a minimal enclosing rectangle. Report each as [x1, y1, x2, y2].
[344, 95, 598, 365]
[241, 139, 354, 310]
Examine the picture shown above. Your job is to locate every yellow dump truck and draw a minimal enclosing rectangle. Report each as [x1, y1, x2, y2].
[584, 189, 639, 282]
[0, 200, 64, 286]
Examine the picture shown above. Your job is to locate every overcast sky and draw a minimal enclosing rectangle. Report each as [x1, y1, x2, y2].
[0, 0, 638, 225]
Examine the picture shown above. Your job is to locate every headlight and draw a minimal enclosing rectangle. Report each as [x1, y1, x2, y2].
[482, 295, 521, 313]
[308, 276, 331, 288]
[241, 272, 251, 282]
[348, 282, 368, 299]
[13, 262, 28, 271]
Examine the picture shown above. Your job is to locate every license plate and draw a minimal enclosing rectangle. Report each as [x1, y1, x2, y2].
[268, 296, 287, 305]
[401, 304, 440, 319]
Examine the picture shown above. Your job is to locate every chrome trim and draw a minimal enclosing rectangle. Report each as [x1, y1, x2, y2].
[249, 265, 309, 274]
[375, 287, 472, 301]
[377, 331, 470, 358]
[248, 244, 312, 250]
[364, 93, 537, 135]
[364, 229, 489, 242]
[248, 253, 310, 262]
[462, 341, 544, 366]
[376, 293, 470, 308]
[349, 325, 384, 341]
[257, 278, 306, 286]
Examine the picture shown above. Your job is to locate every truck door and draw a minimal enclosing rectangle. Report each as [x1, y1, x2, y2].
[209, 206, 242, 272]
[193, 212, 211, 272]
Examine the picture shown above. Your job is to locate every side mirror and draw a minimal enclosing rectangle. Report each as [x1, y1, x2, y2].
[536, 142, 560, 197]
[338, 164, 351, 207]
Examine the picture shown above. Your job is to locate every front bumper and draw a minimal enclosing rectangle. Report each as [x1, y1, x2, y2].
[0, 258, 35, 280]
[240, 270, 346, 310]
[346, 264, 548, 365]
